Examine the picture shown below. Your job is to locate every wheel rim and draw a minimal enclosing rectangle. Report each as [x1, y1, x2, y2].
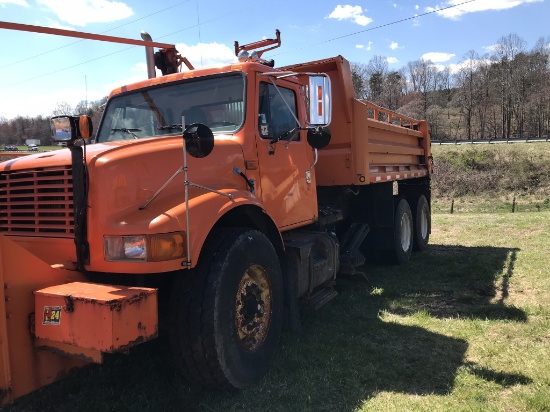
[235, 264, 272, 352]
[420, 205, 429, 239]
[400, 212, 412, 251]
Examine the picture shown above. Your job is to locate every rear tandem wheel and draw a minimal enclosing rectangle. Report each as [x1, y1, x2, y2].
[393, 198, 414, 264]
[413, 194, 431, 251]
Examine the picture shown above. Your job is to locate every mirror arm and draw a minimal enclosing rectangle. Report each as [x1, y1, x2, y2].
[267, 76, 303, 129]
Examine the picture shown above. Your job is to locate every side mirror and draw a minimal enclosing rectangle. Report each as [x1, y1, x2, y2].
[183, 123, 214, 158]
[307, 127, 331, 149]
[50, 115, 93, 143]
[308, 75, 332, 127]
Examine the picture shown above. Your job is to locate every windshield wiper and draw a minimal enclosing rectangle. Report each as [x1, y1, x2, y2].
[111, 128, 141, 139]
[157, 124, 183, 131]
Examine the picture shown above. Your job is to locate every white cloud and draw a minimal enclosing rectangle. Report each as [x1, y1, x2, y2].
[356, 41, 373, 51]
[426, 0, 543, 20]
[429, 58, 493, 74]
[105, 42, 237, 87]
[327, 5, 373, 26]
[390, 41, 402, 50]
[0, 42, 237, 120]
[37, 0, 133, 26]
[421, 52, 455, 62]
[0, 0, 28, 6]
[387, 57, 399, 64]
[452, 58, 492, 73]
[175, 42, 237, 69]
[130, 62, 148, 73]
[102, 65, 152, 94]
[44, 19, 75, 31]
[0, 86, 93, 119]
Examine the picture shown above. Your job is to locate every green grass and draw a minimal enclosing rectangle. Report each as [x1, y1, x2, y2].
[4, 211, 549, 411]
[431, 142, 550, 213]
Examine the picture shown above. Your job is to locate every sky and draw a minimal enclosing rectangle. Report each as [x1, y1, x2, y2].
[0, 0, 548, 120]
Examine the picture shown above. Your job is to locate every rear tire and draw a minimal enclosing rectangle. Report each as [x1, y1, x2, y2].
[413, 195, 430, 251]
[393, 199, 413, 264]
[169, 228, 284, 389]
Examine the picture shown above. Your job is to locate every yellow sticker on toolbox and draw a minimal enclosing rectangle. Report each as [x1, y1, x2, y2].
[42, 306, 61, 325]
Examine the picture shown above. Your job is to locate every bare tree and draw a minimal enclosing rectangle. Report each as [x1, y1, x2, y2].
[51, 102, 74, 117]
[350, 62, 369, 99]
[383, 70, 406, 111]
[454, 51, 484, 139]
[407, 59, 437, 118]
[529, 37, 550, 138]
[492, 33, 527, 139]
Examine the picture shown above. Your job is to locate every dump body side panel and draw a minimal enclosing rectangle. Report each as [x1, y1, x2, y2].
[281, 56, 431, 187]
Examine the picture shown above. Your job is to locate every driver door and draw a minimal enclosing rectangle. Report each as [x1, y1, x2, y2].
[255, 79, 317, 229]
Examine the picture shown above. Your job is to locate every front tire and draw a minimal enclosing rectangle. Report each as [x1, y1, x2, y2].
[393, 199, 413, 264]
[169, 228, 284, 389]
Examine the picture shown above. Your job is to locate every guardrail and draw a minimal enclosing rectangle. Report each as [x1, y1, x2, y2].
[432, 137, 550, 145]
[0, 150, 42, 158]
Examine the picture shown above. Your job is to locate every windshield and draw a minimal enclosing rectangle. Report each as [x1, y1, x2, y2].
[96, 73, 245, 142]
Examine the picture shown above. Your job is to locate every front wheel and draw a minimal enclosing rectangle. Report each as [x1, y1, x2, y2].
[169, 228, 284, 389]
[393, 198, 413, 264]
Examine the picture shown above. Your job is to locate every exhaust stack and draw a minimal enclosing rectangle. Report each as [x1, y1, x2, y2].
[141, 31, 156, 79]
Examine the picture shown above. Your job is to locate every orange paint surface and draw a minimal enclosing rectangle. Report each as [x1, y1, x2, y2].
[35, 282, 157, 353]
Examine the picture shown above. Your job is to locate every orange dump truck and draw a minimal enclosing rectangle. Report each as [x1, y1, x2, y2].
[0, 30, 431, 403]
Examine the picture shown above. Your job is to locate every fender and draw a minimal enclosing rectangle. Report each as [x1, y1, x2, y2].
[184, 187, 281, 269]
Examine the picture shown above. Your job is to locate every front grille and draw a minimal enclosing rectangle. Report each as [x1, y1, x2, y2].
[0, 166, 74, 237]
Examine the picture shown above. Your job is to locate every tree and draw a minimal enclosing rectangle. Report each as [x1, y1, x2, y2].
[492, 33, 527, 138]
[51, 102, 74, 117]
[350, 62, 369, 99]
[74, 100, 93, 116]
[383, 71, 405, 111]
[407, 59, 438, 119]
[454, 51, 484, 140]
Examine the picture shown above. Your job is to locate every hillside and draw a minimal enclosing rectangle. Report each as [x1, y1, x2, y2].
[431, 142, 550, 213]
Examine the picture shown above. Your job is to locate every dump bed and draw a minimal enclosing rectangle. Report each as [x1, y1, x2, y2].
[282, 56, 432, 186]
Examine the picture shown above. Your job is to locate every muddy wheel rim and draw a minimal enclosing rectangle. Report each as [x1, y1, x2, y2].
[235, 264, 272, 352]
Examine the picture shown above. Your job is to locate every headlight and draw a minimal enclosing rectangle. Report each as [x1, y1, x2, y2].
[104, 232, 185, 262]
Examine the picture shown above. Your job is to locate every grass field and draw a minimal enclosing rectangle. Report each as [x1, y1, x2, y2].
[4, 210, 549, 412]
[431, 142, 550, 213]
[2, 143, 549, 411]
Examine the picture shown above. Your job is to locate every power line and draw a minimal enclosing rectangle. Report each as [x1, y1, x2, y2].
[1, 0, 475, 90]
[0, 0, 193, 69]
[0, 0, 270, 90]
[273, 0, 477, 56]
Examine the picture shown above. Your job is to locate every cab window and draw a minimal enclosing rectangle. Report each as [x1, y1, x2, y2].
[258, 82, 298, 140]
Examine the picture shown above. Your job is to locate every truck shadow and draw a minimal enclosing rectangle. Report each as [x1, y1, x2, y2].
[5, 244, 530, 412]
[372, 244, 526, 322]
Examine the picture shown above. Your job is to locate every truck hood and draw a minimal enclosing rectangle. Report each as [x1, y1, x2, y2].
[0, 134, 247, 234]
[0, 135, 242, 174]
